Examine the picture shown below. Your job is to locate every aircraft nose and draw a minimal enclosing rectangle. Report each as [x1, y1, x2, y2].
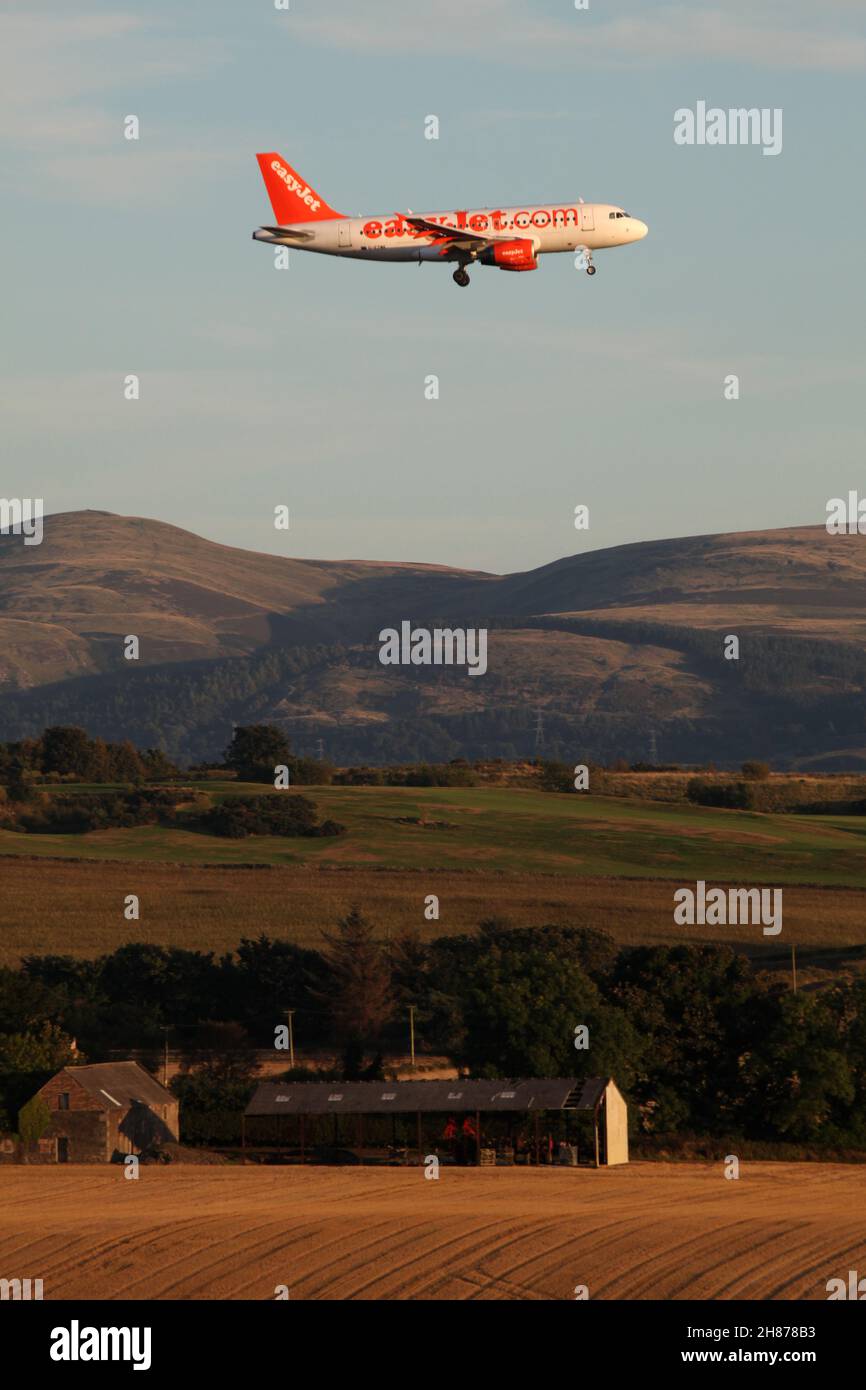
[633, 219, 649, 240]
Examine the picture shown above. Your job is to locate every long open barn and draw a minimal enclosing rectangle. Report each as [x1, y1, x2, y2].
[243, 1076, 628, 1167]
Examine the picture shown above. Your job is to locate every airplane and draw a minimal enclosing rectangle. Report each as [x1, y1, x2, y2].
[252, 153, 648, 288]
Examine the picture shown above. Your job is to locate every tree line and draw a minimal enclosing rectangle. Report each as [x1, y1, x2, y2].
[2, 914, 865, 1150]
[0, 726, 346, 837]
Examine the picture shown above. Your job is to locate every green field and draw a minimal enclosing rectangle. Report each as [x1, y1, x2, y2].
[3, 785, 866, 887]
[2, 786, 866, 966]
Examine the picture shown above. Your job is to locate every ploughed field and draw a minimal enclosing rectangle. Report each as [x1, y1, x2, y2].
[1, 1164, 862, 1301]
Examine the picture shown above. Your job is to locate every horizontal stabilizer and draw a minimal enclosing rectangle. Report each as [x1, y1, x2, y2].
[252, 226, 317, 244]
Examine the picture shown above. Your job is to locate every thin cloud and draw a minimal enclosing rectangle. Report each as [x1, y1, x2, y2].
[290, 0, 866, 71]
[0, 6, 230, 202]
[37, 149, 228, 206]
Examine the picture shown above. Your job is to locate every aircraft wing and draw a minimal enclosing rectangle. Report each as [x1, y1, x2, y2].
[400, 213, 506, 254]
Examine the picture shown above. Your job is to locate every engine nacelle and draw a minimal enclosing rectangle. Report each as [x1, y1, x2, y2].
[481, 238, 538, 272]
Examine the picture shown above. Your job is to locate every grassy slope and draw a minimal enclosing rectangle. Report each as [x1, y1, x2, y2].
[3, 785, 866, 885]
[1, 787, 865, 966]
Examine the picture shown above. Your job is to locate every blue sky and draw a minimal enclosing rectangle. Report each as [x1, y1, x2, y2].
[2, 0, 865, 572]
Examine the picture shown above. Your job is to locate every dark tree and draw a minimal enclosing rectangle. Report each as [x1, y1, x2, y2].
[228, 935, 329, 1044]
[739, 991, 854, 1142]
[107, 739, 147, 783]
[224, 725, 291, 782]
[610, 945, 764, 1134]
[316, 908, 393, 1074]
[199, 794, 341, 839]
[0, 968, 63, 1035]
[741, 760, 771, 780]
[445, 927, 641, 1081]
[39, 726, 94, 777]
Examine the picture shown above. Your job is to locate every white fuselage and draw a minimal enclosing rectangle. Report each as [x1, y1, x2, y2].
[254, 202, 648, 261]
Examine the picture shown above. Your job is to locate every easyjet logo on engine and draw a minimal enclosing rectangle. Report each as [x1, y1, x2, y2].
[270, 161, 321, 213]
[361, 207, 580, 240]
[492, 240, 537, 268]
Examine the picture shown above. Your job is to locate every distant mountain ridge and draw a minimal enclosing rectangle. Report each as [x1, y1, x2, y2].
[2, 511, 865, 767]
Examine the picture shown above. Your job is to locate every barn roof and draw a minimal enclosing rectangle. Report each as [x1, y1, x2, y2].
[245, 1077, 610, 1117]
[62, 1062, 174, 1111]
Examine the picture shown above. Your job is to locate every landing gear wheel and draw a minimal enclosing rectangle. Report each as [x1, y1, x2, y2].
[586, 264, 597, 276]
[453, 268, 470, 288]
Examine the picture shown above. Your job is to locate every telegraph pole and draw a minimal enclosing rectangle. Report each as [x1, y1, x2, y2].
[409, 1005, 416, 1070]
[285, 1009, 296, 1066]
[791, 944, 798, 994]
[160, 1026, 170, 1086]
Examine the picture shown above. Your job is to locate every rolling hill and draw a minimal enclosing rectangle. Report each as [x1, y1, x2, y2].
[1, 511, 865, 766]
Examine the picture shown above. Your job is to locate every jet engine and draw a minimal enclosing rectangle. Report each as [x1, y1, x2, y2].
[481, 238, 539, 271]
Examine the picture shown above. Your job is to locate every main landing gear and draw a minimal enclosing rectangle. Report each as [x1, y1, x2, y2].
[453, 267, 470, 288]
[585, 253, 596, 276]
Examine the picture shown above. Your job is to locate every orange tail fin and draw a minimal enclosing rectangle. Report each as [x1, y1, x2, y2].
[255, 153, 342, 224]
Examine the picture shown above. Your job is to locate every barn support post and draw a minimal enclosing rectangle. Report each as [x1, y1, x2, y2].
[476, 1110, 481, 1166]
[593, 1101, 601, 1169]
[534, 1112, 540, 1165]
[358, 1111, 364, 1161]
[299, 1114, 305, 1164]
[241, 1113, 246, 1163]
[416, 1111, 422, 1165]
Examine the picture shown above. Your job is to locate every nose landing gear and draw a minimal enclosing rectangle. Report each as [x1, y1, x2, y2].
[453, 267, 470, 288]
[585, 253, 596, 276]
